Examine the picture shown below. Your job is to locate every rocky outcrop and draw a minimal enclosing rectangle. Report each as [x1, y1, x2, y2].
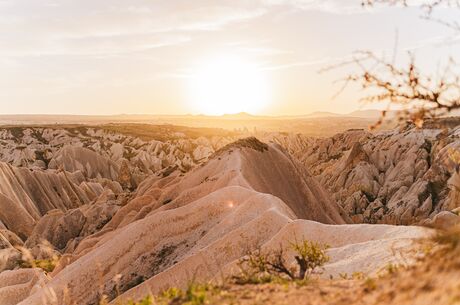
[24, 191, 121, 253]
[49, 146, 120, 181]
[0, 124, 453, 305]
[0, 125, 238, 275]
[0, 269, 49, 305]
[25, 209, 86, 251]
[0, 162, 107, 239]
[447, 166, 460, 209]
[8, 139, 429, 305]
[0, 230, 23, 249]
[422, 211, 460, 230]
[267, 126, 460, 225]
[0, 126, 237, 189]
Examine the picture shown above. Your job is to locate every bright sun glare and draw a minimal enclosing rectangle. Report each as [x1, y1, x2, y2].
[188, 55, 271, 115]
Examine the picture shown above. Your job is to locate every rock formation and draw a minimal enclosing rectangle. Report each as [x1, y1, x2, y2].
[1, 123, 456, 305]
[266, 125, 460, 225]
[0, 138, 429, 305]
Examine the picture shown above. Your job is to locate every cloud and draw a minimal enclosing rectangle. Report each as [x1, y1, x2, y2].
[262, 0, 372, 14]
[0, 0, 403, 60]
[261, 53, 359, 71]
[0, 0, 267, 58]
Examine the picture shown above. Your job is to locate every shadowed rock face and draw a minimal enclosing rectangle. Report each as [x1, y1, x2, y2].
[0, 126, 239, 269]
[0, 125, 455, 305]
[8, 125, 457, 226]
[0, 126, 237, 186]
[3, 139, 430, 305]
[266, 126, 460, 225]
[48, 146, 120, 181]
[25, 209, 86, 251]
[0, 162, 103, 240]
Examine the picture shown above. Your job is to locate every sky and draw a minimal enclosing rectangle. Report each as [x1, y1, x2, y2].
[0, 0, 459, 115]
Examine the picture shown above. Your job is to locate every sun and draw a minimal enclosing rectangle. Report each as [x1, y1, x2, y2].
[187, 55, 271, 115]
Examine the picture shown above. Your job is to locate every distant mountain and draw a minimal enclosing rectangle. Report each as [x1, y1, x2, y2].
[303, 111, 343, 118]
[347, 110, 383, 118]
[283, 109, 387, 119]
[220, 112, 262, 120]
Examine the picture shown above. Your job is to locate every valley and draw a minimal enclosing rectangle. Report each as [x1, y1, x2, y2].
[0, 121, 458, 304]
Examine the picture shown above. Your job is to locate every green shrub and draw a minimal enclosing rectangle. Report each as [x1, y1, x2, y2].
[155, 283, 216, 305]
[290, 239, 330, 279]
[19, 258, 57, 273]
[363, 277, 377, 292]
[233, 238, 330, 284]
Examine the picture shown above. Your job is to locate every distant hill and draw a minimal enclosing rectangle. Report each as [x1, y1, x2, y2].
[303, 111, 343, 118]
[347, 110, 383, 118]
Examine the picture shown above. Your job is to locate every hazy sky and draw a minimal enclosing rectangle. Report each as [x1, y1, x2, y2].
[0, 0, 459, 115]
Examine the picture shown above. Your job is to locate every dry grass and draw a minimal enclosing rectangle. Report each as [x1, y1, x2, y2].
[123, 228, 460, 305]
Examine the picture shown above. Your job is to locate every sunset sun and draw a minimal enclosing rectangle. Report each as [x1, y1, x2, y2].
[187, 55, 271, 115]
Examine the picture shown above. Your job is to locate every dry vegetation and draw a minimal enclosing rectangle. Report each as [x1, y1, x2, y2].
[214, 137, 269, 157]
[338, 0, 460, 129]
[99, 124, 237, 141]
[0, 124, 237, 142]
[112, 228, 460, 305]
[233, 239, 330, 284]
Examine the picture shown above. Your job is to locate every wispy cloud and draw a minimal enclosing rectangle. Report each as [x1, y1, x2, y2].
[0, 1, 267, 58]
[263, 0, 373, 14]
[262, 58, 335, 71]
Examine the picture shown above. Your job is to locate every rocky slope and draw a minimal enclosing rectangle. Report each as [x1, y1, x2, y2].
[146, 231, 460, 305]
[0, 125, 237, 186]
[0, 137, 430, 305]
[265, 124, 460, 225]
[0, 125, 237, 239]
[1, 123, 458, 305]
[0, 162, 106, 239]
[1, 124, 458, 227]
[0, 125, 238, 278]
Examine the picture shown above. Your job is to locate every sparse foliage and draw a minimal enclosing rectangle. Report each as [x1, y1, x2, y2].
[16, 243, 60, 273]
[363, 277, 377, 292]
[448, 148, 460, 166]
[345, 52, 460, 129]
[155, 283, 216, 305]
[19, 258, 57, 273]
[332, 0, 460, 128]
[233, 239, 330, 284]
[290, 239, 331, 279]
[363, 0, 460, 30]
[101, 295, 154, 305]
[385, 263, 400, 275]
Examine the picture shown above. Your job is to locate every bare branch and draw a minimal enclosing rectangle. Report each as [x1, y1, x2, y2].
[363, 0, 460, 31]
[347, 51, 460, 128]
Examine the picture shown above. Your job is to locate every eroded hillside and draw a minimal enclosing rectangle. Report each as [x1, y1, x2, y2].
[0, 123, 458, 305]
[266, 123, 460, 225]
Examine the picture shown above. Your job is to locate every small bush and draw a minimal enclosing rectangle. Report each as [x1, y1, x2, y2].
[102, 295, 153, 305]
[363, 277, 377, 292]
[352, 272, 365, 280]
[155, 283, 216, 305]
[233, 239, 330, 284]
[385, 263, 400, 275]
[19, 258, 57, 273]
[127, 296, 154, 305]
[339, 273, 349, 280]
[161, 287, 182, 300]
[290, 239, 330, 279]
